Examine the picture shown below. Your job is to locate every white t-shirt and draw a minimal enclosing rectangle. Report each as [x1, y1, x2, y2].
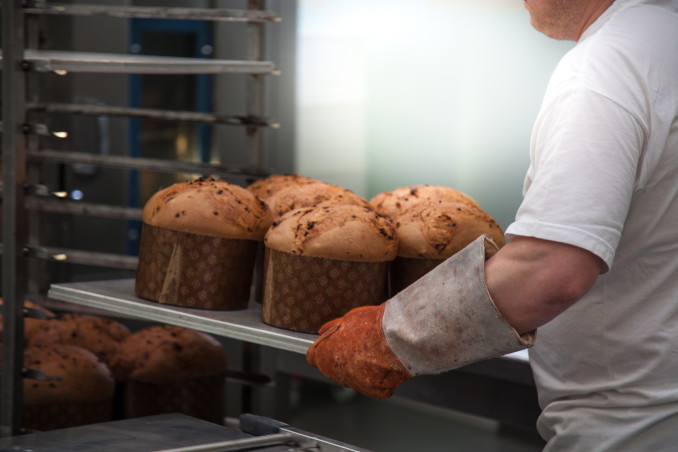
[504, 0, 678, 450]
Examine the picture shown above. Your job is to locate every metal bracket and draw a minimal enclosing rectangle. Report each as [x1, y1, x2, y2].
[22, 368, 61, 382]
[23, 306, 54, 320]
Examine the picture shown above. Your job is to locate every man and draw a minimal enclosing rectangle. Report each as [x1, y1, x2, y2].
[306, 0, 678, 450]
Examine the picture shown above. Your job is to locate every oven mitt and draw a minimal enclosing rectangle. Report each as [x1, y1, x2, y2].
[306, 235, 536, 399]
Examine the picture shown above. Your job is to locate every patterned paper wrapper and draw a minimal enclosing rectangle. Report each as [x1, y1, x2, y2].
[135, 224, 258, 310]
[389, 256, 444, 296]
[261, 248, 389, 333]
[23, 400, 113, 431]
[122, 375, 225, 424]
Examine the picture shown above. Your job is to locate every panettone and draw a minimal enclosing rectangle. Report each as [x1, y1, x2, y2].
[109, 325, 227, 424]
[262, 205, 398, 333]
[20, 344, 115, 430]
[369, 184, 481, 220]
[395, 202, 505, 259]
[27, 313, 130, 368]
[246, 173, 321, 200]
[265, 181, 371, 219]
[390, 200, 506, 294]
[110, 325, 227, 384]
[135, 176, 273, 310]
[142, 176, 273, 241]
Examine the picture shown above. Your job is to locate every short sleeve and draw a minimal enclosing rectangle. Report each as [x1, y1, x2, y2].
[505, 88, 645, 271]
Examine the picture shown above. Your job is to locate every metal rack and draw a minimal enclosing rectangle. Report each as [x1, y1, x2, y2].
[2, 0, 540, 444]
[1, 0, 286, 437]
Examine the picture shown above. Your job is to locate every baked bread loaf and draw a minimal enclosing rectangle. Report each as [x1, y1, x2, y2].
[136, 176, 272, 310]
[20, 344, 115, 430]
[109, 325, 228, 423]
[110, 325, 227, 384]
[395, 202, 505, 259]
[27, 313, 130, 367]
[262, 205, 398, 333]
[246, 174, 323, 304]
[247, 173, 321, 200]
[265, 181, 371, 219]
[370, 184, 481, 219]
[265, 204, 398, 262]
[142, 176, 273, 240]
[390, 201, 506, 294]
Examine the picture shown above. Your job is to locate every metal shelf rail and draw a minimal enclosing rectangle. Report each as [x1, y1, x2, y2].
[0, 0, 280, 436]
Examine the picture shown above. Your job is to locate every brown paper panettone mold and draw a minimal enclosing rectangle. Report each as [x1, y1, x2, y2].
[261, 248, 389, 333]
[389, 257, 444, 296]
[135, 224, 257, 310]
[136, 176, 273, 310]
[261, 205, 398, 333]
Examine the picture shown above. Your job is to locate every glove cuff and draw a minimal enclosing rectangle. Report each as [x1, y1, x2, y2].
[382, 235, 535, 376]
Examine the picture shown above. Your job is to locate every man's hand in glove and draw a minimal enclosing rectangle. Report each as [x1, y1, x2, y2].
[306, 303, 411, 400]
[306, 235, 537, 400]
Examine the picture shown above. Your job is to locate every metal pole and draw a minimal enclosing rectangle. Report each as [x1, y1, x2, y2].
[1, 0, 28, 437]
[247, 0, 266, 169]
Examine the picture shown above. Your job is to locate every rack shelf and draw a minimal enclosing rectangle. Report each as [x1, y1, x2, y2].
[47, 278, 529, 362]
[48, 279, 316, 355]
[24, 4, 281, 23]
[0, 50, 278, 75]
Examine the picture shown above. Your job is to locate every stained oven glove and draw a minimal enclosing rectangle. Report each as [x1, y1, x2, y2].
[306, 235, 536, 400]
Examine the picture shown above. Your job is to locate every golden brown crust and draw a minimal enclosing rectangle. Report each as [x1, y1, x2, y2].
[142, 176, 273, 241]
[264, 205, 399, 262]
[266, 181, 371, 218]
[369, 185, 481, 220]
[27, 314, 130, 367]
[22, 344, 115, 405]
[109, 325, 228, 384]
[246, 174, 321, 200]
[394, 202, 506, 259]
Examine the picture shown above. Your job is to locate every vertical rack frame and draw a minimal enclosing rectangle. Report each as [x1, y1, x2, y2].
[1, 0, 28, 437]
[247, 0, 267, 169]
[0, 1, 284, 437]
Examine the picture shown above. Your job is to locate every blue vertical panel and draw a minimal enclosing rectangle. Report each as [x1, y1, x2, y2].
[127, 18, 213, 255]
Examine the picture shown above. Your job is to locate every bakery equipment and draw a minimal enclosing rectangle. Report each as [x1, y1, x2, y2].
[1, 0, 292, 434]
[1, 0, 541, 445]
[0, 413, 371, 452]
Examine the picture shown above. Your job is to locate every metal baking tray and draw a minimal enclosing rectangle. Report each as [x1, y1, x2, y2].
[47, 278, 528, 362]
[47, 278, 315, 355]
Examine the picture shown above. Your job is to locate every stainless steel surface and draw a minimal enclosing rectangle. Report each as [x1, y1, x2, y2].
[247, 0, 267, 168]
[0, 414, 292, 452]
[5, 50, 278, 75]
[280, 425, 373, 452]
[27, 102, 279, 128]
[27, 246, 139, 270]
[155, 433, 295, 452]
[25, 197, 144, 220]
[48, 279, 316, 354]
[27, 150, 270, 178]
[25, 4, 281, 23]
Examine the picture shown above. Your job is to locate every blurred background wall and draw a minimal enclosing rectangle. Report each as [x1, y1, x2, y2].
[294, 0, 574, 231]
